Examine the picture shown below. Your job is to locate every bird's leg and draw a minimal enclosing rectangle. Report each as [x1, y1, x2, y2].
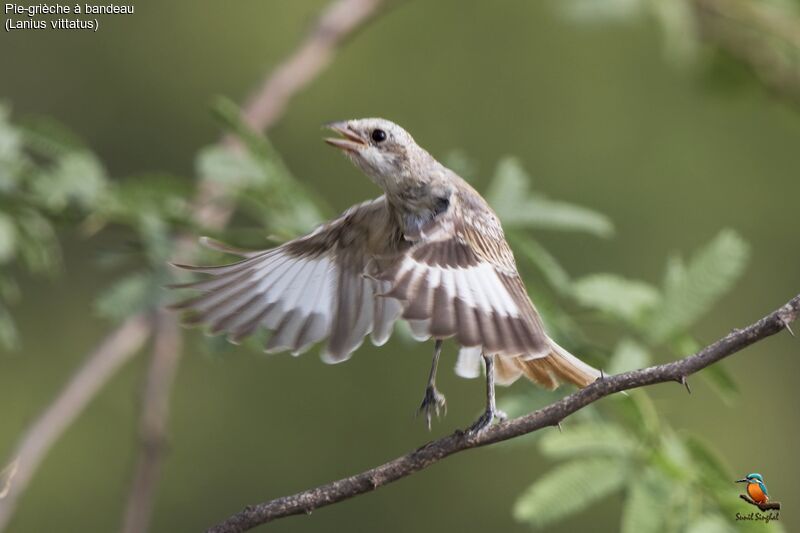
[418, 339, 447, 430]
[467, 354, 507, 434]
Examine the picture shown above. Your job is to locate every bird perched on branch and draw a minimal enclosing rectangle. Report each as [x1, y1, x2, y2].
[737, 473, 769, 504]
[170, 118, 601, 433]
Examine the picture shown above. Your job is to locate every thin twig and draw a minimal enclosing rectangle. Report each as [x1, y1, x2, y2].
[120, 311, 183, 533]
[692, 0, 800, 103]
[0, 0, 390, 530]
[0, 315, 151, 530]
[233, 0, 386, 136]
[208, 294, 800, 533]
[118, 0, 390, 528]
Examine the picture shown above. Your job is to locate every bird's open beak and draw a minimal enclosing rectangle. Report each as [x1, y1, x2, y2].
[324, 121, 367, 153]
[736, 478, 748, 483]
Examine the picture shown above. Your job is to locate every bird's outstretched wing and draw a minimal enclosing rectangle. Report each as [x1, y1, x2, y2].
[375, 184, 600, 388]
[376, 191, 549, 358]
[170, 196, 405, 362]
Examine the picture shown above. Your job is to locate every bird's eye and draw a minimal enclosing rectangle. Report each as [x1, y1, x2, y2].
[371, 129, 387, 143]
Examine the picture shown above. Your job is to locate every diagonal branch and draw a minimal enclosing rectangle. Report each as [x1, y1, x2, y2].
[120, 311, 183, 533]
[207, 294, 799, 533]
[0, 315, 151, 530]
[691, 0, 800, 103]
[0, 0, 391, 530]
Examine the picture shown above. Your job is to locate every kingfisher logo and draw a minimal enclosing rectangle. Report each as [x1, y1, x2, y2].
[735, 472, 781, 522]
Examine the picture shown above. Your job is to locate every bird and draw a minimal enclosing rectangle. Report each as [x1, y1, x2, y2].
[737, 473, 769, 504]
[169, 118, 601, 433]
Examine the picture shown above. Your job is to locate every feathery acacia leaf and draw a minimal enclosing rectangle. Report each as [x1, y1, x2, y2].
[608, 338, 651, 375]
[686, 515, 736, 533]
[645, 230, 750, 343]
[572, 273, 660, 325]
[513, 457, 626, 527]
[487, 157, 614, 237]
[95, 273, 161, 321]
[539, 422, 639, 459]
[621, 468, 672, 533]
[508, 233, 572, 294]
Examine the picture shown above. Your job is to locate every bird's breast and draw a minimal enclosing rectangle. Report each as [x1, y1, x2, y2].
[747, 482, 768, 503]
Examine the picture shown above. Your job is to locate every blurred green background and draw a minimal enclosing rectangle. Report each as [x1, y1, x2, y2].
[1, 0, 798, 531]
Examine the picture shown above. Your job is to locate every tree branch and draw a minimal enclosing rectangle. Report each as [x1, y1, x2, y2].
[691, 0, 800, 103]
[0, 315, 151, 530]
[234, 0, 386, 136]
[120, 311, 183, 533]
[739, 494, 781, 512]
[208, 294, 799, 533]
[0, 0, 390, 530]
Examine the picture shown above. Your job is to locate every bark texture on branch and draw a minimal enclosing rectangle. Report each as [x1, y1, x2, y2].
[208, 294, 799, 533]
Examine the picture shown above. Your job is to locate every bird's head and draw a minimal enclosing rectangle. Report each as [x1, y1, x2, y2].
[324, 118, 434, 192]
[736, 473, 764, 484]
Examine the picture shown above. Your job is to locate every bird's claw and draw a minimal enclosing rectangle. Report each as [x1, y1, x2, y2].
[417, 386, 447, 430]
[466, 407, 507, 435]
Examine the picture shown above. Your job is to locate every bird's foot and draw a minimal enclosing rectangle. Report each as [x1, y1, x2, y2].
[466, 407, 507, 435]
[417, 386, 447, 430]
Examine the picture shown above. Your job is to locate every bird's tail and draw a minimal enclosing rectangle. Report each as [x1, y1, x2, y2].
[515, 339, 601, 390]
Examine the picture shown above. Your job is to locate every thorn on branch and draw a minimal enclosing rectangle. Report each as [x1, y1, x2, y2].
[555, 421, 563, 433]
[678, 376, 692, 395]
[206, 293, 800, 533]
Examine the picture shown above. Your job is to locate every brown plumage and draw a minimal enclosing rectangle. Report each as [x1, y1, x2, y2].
[170, 118, 600, 431]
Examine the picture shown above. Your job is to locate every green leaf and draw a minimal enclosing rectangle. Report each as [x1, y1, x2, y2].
[700, 363, 740, 404]
[686, 514, 736, 533]
[32, 152, 107, 210]
[672, 333, 738, 403]
[0, 107, 22, 162]
[614, 391, 660, 439]
[572, 273, 660, 324]
[0, 302, 19, 351]
[517, 196, 615, 237]
[210, 96, 278, 160]
[556, 0, 645, 24]
[94, 273, 159, 321]
[645, 230, 750, 343]
[485, 157, 530, 215]
[653, 431, 693, 481]
[101, 174, 191, 223]
[18, 115, 88, 157]
[607, 338, 651, 375]
[137, 212, 173, 265]
[487, 157, 614, 237]
[509, 233, 571, 294]
[663, 254, 687, 295]
[196, 144, 269, 189]
[539, 422, 639, 459]
[0, 212, 17, 264]
[442, 149, 478, 182]
[0, 277, 19, 302]
[15, 209, 60, 274]
[684, 436, 732, 488]
[513, 457, 626, 527]
[621, 468, 672, 533]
